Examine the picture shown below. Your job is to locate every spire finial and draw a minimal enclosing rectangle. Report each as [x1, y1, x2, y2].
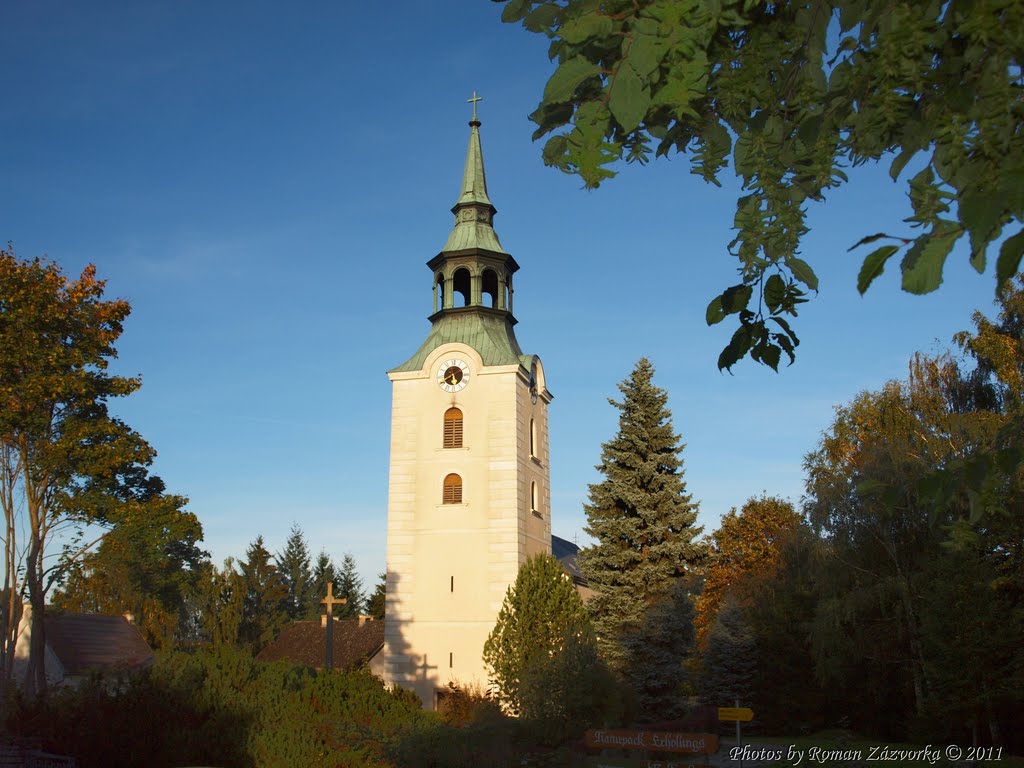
[467, 90, 483, 124]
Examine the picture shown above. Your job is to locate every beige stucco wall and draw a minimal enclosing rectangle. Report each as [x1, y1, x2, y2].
[379, 342, 551, 706]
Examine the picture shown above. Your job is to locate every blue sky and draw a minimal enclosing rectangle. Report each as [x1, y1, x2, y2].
[1, 1, 999, 589]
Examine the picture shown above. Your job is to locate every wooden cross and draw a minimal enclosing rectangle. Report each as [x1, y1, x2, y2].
[467, 90, 483, 121]
[321, 581, 347, 670]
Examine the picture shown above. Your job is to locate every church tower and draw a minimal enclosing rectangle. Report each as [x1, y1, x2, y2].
[375, 104, 552, 706]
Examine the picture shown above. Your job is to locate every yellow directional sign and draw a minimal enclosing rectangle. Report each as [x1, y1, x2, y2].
[718, 707, 754, 722]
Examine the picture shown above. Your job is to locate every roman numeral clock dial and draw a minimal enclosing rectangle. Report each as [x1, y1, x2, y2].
[437, 359, 470, 393]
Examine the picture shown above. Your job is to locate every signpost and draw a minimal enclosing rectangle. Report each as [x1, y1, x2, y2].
[717, 708, 754, 722]
[583, 731, 718, 755]
[719, 702, 756, 768]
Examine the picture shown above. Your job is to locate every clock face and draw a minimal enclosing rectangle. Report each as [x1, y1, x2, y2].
[437, 359, 470, 392]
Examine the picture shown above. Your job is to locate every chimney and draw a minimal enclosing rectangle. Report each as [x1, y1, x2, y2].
[123, 611, 135, 625]
[358, 614, 373, 627]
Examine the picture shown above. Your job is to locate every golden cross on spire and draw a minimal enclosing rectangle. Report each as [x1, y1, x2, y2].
[467, 90, 483, 121]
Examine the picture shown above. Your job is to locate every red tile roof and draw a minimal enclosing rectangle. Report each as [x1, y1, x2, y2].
[256, 619, 384, 670]
[44, 614, 153, 675]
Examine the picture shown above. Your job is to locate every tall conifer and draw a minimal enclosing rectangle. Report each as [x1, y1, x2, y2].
[277, 523, 312, 621]
[578, 358, 706, 716]
[238, 536, 288, 653]
[307, 550, 336, 619]
[335, 553, 365, 619]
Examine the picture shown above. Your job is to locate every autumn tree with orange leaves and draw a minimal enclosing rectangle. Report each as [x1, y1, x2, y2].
[695, 495, 802, 646]
[0, 247, 188, 696]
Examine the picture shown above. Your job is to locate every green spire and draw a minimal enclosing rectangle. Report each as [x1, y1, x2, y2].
[455, 120, 493, 209]
[442, 97, 507, 254]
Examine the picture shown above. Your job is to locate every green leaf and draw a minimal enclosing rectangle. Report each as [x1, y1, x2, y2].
[769, 316, 800, 347]
[889, 149, 916, 181]
[559, 12, 614, 44]
[996, 229, 1024, 289]
[900, 222, 962, 294]
[541, 135, 569, 167]
[501, 0, 531, 24]
[543, 57, 601, 104]
[627, 32, 666, 78]
[705, 295, 725, 326]
[786, 257, 819, 291]
[608, 62, 649, 133]
[857, 245, 899, 295]
[523, 2, 560, 31]
[718, 324, 753, 372]
[721, 284, 753, 314]
[959, 190, 1004, 272]
[763, 273, 786, 311]
[761, 343, 781, 372]
[847, 232, 890, 252]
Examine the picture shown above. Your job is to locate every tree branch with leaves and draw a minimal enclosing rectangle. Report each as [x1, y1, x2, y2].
[495, 0, 1024, 370]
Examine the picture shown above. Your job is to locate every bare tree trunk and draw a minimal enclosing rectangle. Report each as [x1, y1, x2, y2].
[0, 443, 21, 699]
[24, 537, 46, 699]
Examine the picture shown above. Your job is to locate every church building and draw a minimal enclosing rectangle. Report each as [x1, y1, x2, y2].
[371, 104, 553, 707]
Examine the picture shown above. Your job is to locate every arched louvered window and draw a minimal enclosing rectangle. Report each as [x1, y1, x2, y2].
[443, 408, 463, 448]
[443, 474, 463, 504]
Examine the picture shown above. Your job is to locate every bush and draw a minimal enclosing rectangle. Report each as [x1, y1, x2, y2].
[436, 682, 502, 727]
[519, 635, 624, 745]
[5, 646, 432, 768]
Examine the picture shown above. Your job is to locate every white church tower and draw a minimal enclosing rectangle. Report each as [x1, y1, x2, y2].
[374, 104, 552, 707]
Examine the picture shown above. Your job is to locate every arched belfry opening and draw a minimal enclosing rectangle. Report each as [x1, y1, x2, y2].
[482, 268, 498, 308]
[434, 273, 445, 313]
[452, 267, 471, 307]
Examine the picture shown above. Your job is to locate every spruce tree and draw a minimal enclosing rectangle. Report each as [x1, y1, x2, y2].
[367, 572, 386, 620]
[276, 523, 312, 621]
[334, 553, 364, 619]
[698, 598, 757, 708]
[238, 536, 288, 653]
[578, 357, 706, 717]
[307, 550, 336, 619]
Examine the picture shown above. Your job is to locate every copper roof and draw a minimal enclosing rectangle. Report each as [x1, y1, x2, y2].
[255, 619, 384, 670]
[44, 614, 153, 675]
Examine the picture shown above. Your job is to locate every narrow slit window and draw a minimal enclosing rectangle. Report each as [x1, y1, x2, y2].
[443, 408, 463, 448]
[530, 418, 536, 458]
[443, 473, 462, 504]
[531, 481, 539, 513]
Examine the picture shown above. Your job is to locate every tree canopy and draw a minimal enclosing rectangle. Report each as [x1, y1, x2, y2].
[0, 248, 184, 695]
[495, 0, 1024, 370]
[694, 494, 801, 644]
[482, 553, 595, 717]
[52, 494, 206, 649]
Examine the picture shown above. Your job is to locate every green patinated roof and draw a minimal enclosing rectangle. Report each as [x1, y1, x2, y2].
[391, 310, 525, 373]
[442, 220, 506, 253]
[441, 121, 508, 255]
[456, 121, 492, 208]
